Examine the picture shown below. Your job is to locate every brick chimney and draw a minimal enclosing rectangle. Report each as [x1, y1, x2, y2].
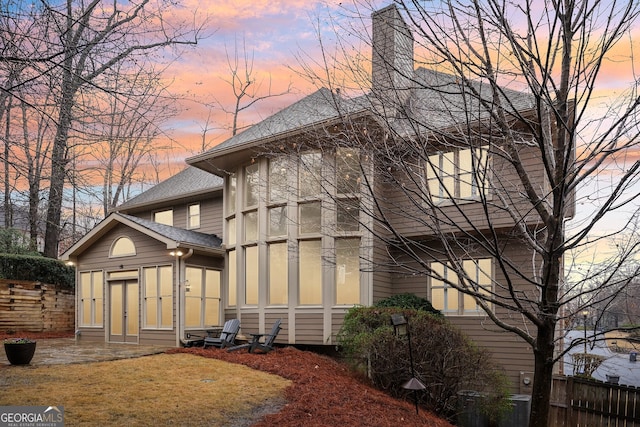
[371, 5, 414, 115]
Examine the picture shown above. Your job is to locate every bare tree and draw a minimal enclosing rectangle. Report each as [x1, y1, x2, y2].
[291, 1, 640, 425]
[218, 36, 294, 137]
[0, 0, 205, 257]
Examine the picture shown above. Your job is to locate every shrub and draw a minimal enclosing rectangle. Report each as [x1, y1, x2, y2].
[0, 253, 75, 289]
[337, 306, 510, 422]
[374, 292, 442, 317]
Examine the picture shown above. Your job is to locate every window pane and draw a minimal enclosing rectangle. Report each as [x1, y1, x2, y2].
[205, 270, 221, 325]
[154, 210, 173, 226]
[337, 199, 359, 231]
[185, 267, 202, 328]
[227, 217, 236, 246]
[299, 202, 321, 234]
[245, 246, 259, 305]
[336, 148, 360, 194]
[228, 250, 237, 306]
[244, 164, 260, 207]
[188, 204, 201, 229]
[269, 158, 288, 202]
[80, 272, 91, 325]
[269, 242, 288, 305]
[336, 239, 360, 305]
[459, 149, 473, 198]
[226, 174, 236, 215]
[111, 237, 136, 257]
[299, 240, 322, 305]
[92, 272, 103, 325]
[159, 266, 173, 328]
[442, 152, 455, 197]
[144, 267, 158, 327]
[299, 152, 321, 197]
[245, 211, 258, 241]
[269, 206, 287, 237]
[432, 288, 444, 311]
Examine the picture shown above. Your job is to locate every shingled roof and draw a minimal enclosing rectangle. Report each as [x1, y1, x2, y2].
[116, 166, 223, 212]
[118, 214, 222, 249]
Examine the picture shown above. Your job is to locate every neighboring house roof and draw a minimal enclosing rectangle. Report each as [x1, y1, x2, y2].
[115, 166, 223, 212]
[60, 212, 223, 261]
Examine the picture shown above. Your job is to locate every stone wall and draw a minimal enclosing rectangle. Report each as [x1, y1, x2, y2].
[0, 279, 74, 332]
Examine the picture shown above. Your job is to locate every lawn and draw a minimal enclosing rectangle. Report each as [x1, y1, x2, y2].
[1, 334, 453, 426]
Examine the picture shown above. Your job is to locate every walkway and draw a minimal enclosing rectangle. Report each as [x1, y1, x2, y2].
[1, 338, 171, 366]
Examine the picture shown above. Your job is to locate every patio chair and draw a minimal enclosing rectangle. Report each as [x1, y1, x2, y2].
[203, 318, 240, 349]
[227, 319, 282, 353]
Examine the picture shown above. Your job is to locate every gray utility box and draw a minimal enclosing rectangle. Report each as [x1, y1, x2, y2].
[457, 392, 531, 427]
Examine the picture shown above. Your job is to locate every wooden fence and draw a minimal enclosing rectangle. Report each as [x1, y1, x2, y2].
[550, 375, 640, 427]
[0, 279, 74, 332]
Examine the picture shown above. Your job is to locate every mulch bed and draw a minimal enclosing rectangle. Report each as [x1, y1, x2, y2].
[170, 345, 453, 427]
[1, 332, 452, 426]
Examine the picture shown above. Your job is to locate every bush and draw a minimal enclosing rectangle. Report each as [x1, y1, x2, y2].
[0, 253, 75, 289]
[374, 293, 442, 316]
[337, 306, 510, 422]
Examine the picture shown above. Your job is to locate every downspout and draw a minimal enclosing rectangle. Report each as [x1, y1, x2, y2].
[176, 248, 194, 347]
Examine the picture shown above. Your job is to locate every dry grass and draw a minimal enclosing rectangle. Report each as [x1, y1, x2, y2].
[0, 353, 290, 426]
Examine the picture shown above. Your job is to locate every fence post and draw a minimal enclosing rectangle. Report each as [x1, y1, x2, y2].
[565, 375, 575, 427]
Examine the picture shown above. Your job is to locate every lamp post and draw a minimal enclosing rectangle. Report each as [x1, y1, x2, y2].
[391, 313, 426, 414]
[582, 310, 589, 353]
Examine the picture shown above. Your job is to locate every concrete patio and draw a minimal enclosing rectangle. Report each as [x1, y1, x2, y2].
[1, 338, 171, 366]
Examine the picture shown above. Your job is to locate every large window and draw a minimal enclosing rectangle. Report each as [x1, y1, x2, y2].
[188, 204, 201, 229]
[244, 163, 260, 207]
[185, 267, 221, 328]
[430, 258, 492, 315]
[426, 146, 489, 203]
[154, 209, 173, 226]
[226, 174, 237, 216]
[299, 202, 321, 234]
[245, 246, 259, 305]
[335, 238, 360, 305]
[79, 271, 103, 327]
[143, 266, 173, 328]
[269, 157, 288, 202]
[299, 152, 322, 198]
[228, 250, 237, 307]
[269, 242, 288, 305]
[336, 148, 361, 194]
[299, 239, 322, 305]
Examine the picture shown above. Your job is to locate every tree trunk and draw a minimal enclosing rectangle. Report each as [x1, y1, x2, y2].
[529, 321, 556, 427]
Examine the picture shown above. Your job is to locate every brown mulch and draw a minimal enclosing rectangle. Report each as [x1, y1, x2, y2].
[170, 345, 454, 427]
[1, 332, 452, 426]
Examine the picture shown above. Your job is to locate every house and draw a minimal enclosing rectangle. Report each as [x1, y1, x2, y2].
[61, 5, 561, 392]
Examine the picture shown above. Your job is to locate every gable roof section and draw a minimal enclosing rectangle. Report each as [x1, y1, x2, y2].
[116, 166, 223, 212]
[60, 213, 223, 261]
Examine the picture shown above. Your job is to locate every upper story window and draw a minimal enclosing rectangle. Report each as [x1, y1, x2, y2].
[154, 209, 173, 226]
[336, 148, 361, 194]
[226, 174, 237, 216]
[244, 163, 260, 208]
[430, 258, 492, 315]
[269, 157, 288, 203]
[110, 236, 136, 257]
[426, 146, 489, 203]
[299, 152, 322, 198]
[188, 204, 201, 229]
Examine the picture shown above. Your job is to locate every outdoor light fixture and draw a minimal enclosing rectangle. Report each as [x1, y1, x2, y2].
[391, 313, 426, 414]
[582, 310, 589, 354]
[170, 250, 184, 257]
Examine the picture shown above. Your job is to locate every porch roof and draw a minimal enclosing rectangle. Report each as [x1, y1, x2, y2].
[59, 213, 223, 262]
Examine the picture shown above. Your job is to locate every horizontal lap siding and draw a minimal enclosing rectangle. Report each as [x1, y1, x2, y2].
[389, 240, 537, 391]
[384, 144, 546, 237]
[239, 312, 259, 338]
[295, 312, 324, 344]
[138, 330, 176, 346]
[265, 312, 287, 344]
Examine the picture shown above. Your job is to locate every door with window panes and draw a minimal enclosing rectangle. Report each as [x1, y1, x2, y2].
[109, 278, 139, 343]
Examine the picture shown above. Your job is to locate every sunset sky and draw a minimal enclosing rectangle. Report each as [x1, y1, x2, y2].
[145, 0, 640, 256]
